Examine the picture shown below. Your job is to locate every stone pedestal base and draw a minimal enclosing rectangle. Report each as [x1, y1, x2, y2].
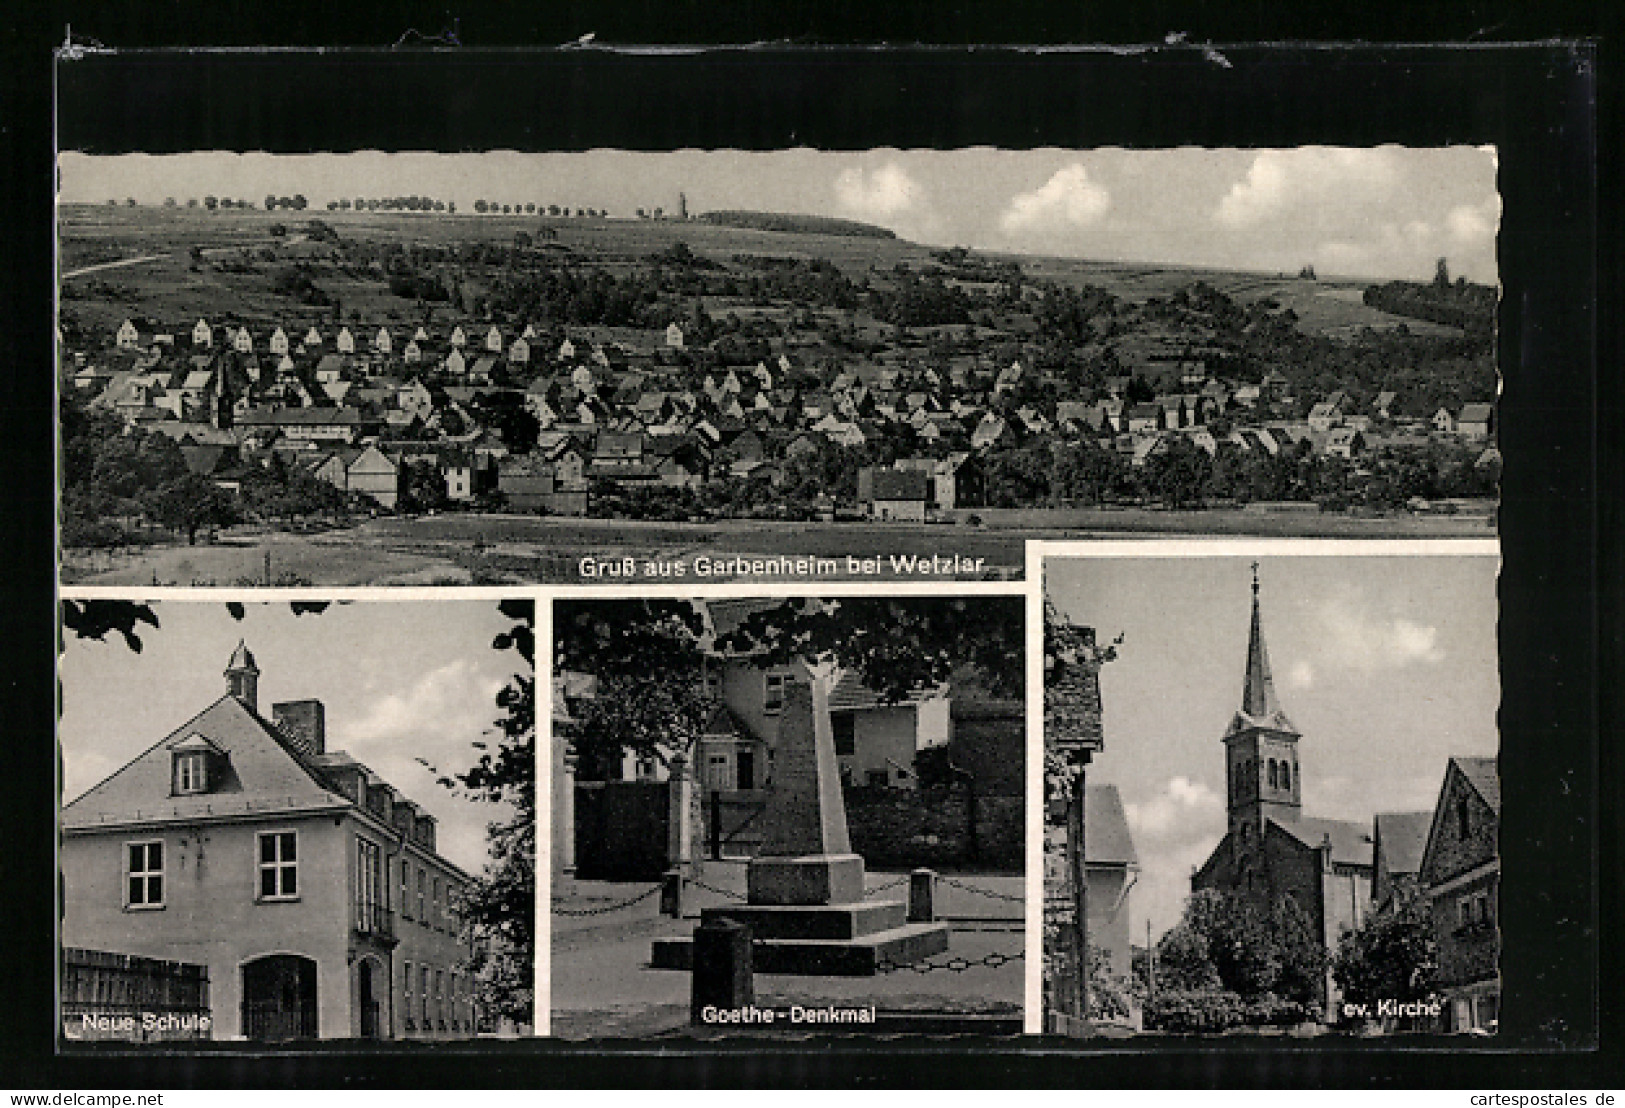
[652, 912, 950, 977]
[746, 853, 865, 906]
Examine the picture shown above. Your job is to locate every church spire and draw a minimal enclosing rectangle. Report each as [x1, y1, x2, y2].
[1241, 563, 1280, 718]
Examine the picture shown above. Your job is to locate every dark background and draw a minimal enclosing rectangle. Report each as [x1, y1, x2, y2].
[1, 0, 1615, 1090]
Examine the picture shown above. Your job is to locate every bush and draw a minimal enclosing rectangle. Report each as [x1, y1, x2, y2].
[60, 516, 136, 549]
[1242, 993, 1318, 1027]
[1143, 989, 1247, 1034]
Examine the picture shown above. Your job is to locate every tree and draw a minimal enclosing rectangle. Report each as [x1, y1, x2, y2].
[266, 194, 279, 211]
[292, 194, 308, 210]
[444, 599, 536, 1029]
[1434, 256, 1451, 288]
[144, 473, 238, 545]
[204, 195, 218, 210]
[555, 600, 710, 779]
[1332, 894, 1438, 1017]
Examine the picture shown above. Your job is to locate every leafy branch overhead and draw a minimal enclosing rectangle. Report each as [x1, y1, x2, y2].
[719, 596, 1026, 702]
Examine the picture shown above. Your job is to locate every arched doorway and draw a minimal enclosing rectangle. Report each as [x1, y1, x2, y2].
[357, 958, 383, 1039]
[241, 955, 318, 1041]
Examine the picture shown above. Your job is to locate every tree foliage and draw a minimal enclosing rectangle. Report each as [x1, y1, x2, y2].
[445, 599, 536, 1028]
[1332, 893, 1438, 1015]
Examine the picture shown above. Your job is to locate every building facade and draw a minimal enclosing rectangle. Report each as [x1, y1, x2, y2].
[60, 645, 476, 1042]
[1419, 755, 1500, 1032]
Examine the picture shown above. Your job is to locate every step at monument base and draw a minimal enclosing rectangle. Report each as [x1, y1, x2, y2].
[696, 900, 907, 940]
[652, 920, 950, 977]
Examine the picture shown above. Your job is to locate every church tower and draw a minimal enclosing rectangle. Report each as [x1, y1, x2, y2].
[1222, 566, 1302, 850]
[225, 640, 260, 711]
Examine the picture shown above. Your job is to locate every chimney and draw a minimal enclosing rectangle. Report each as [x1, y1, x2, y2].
[272, 699, 326, 757]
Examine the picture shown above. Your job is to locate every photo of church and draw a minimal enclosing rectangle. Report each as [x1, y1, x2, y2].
[58, 599, 535, 1044]
[1042, 546, 1499, 1036]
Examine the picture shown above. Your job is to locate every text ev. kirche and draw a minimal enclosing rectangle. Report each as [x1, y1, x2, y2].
[578, 553, 986, 579]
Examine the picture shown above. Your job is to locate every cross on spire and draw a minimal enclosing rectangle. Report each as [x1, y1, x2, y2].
[1241, 569, 1279, 719]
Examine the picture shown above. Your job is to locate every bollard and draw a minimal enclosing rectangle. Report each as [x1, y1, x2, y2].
[908, 868, 937, 922]
[660, 868, 685, 918]
[690, 917, 753, 1024]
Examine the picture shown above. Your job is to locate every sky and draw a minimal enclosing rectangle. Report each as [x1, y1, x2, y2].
[58, 146, 1499, 283]
[1046, 552, 1500, 943]
[58, 599, 529, 875]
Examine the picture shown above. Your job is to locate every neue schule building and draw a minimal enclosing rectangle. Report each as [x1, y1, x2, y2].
[60, 644, 477, 1042]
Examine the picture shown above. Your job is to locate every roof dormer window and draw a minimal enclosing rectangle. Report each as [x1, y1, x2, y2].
[174, 751, 209, 794]
[170, 734, 225, 796]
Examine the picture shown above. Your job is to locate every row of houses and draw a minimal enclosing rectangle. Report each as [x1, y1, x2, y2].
[78, 315, 1496, 519]
[115, 317, 691, 361]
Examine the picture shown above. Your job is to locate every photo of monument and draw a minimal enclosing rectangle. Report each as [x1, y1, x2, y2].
[1040, 547, 1499, 1037]
[548, 594, 1027, 1037]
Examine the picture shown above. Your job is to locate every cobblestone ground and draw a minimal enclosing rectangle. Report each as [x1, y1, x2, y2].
[549, 861, 1026, 1039]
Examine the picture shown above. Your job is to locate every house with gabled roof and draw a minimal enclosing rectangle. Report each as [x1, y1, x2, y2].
[856, 466, 930, 522]
[60, 645, 475, 1042]
[1456, 403, 1494, 442]
[192, 319, 213, 348]
[971, 412, 1009, 451]
[1420, 756, 1500, 1033]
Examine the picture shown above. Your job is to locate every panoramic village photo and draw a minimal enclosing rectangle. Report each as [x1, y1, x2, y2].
[1041, 549, 1500, 1037]
[57, 146, 1499, 587]
[548, 594, 1027, 1037]
[57, 597, 536, 1044]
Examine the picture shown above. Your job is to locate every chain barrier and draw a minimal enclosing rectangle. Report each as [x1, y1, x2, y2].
[876, 948, 1025, 975]
[863, 875, 912, 898]
[550, 884, 662, 917]
[684, 875, 747, 903]
[935, 874, 1028, 904]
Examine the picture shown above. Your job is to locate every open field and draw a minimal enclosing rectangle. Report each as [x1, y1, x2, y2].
[58, 205, 1455, 339]
[60, 507, 1496, 587]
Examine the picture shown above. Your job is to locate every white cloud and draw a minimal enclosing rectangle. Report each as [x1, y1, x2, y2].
[1312, 592, 1445, 672]
[833, 162, 926, 221]
[334, 657, 509, 872]
[1125, 775, 1229, 939]
[343, 658, 497, 744]
[1127, 775, 1222, 838]
[1446, 196, 1500, 245]
[998, 164, 1111, 236]
[1217, 147, 1400, 227]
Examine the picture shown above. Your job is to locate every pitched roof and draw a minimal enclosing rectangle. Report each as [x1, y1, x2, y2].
[1084, 784, 1138, 866]
[870, 468, 930, 501]
[1374, 810, 1432, 876]
[1453, 755, 1500, 813]
[61, 694, 343, 830]
[825, 671, 942, 712]
[1270, 815, 1374, 868]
